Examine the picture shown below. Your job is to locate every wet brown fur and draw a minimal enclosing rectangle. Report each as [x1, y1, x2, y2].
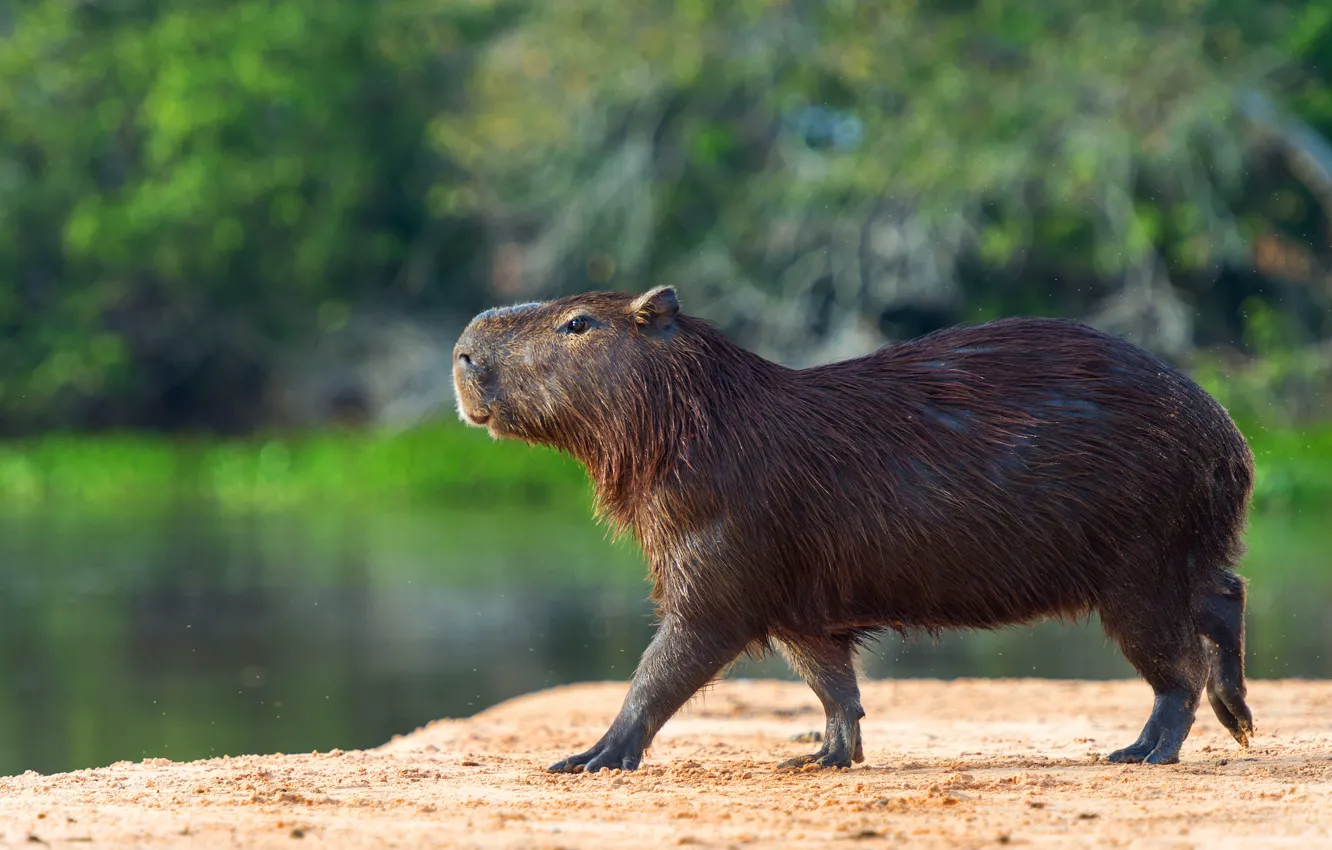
[453, 287, 1256, 771]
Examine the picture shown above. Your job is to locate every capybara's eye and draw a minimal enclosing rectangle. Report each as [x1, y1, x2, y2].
[563, 316, 590, 335]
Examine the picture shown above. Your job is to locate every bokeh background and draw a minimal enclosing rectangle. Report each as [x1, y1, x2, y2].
[3, 0, 1332, 776]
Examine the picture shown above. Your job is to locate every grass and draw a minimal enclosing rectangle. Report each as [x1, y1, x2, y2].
[0, 424, 595, 514]
[1241, 422, 1332, 514]
[0, 418, 1330, 515]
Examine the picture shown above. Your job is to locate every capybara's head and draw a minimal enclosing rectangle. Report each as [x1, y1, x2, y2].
[452, 286, 682, 447]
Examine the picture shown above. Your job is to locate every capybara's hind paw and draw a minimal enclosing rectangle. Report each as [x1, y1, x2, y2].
[777, 751, 852, 771]
[1107, 743, 1180, 765]
[1106, 743, 1153, 764]
[777, 753, 818, 770]
[1227, 719, 1254, 749]
[547, 742, 643, 774]
[1207, 688, 1255, 749]
[1235, 717, 1255, 749]
[1144, 749, 1181, 765]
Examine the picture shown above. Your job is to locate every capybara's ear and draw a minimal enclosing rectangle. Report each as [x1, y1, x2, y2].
[631, 286, 680, 334]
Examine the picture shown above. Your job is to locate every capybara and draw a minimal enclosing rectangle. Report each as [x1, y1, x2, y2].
[452, 286, 1255, 772]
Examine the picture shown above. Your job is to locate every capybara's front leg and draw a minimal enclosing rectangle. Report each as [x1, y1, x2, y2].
[548, 615, 750, 773]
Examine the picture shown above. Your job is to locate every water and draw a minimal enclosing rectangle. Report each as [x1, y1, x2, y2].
[0, 507, 1328, 776]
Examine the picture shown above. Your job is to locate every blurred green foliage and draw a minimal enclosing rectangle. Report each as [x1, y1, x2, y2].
[0, 421, 1329, 518]
[0, 0, 508, 430]
[433, 0, 1326, 362]
[1, 0, 1332, 432]
[441, 0, 1263, 262]
[0, 424, 592, 513]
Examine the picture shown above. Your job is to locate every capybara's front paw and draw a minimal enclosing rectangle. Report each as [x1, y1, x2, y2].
[547, 740, 643, 774]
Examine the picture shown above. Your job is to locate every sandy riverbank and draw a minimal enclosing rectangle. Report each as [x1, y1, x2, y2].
[2, 678, 1330, 848]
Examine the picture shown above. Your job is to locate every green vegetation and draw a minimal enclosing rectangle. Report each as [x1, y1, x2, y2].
[1, 417, 1329, 518]
[0, 425, 594, 514]
[3, 1, 1332, 432]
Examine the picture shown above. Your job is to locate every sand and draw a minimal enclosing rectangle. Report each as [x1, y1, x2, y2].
[2, 678, 1331, 848]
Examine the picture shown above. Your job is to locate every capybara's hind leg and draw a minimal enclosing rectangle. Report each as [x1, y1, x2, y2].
[1102, 608, 1208, 765]
[1197, 572, 1254, 747]
[1202, 644, 1251, 746]
[548, 616, 751, 773]
[776, 634, 865, 769]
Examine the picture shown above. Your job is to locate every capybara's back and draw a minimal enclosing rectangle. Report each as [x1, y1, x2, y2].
[453, 289, 1255, 772]
[708, 316, 1253, 638]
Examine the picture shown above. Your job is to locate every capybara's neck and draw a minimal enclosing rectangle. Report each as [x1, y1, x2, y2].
[567, 315, 786, 531]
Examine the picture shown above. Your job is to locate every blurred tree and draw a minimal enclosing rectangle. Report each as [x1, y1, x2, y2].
[3, 0, 1332, 433]
[0, 0, 508, 433]
[433, 0, 1324, 365]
